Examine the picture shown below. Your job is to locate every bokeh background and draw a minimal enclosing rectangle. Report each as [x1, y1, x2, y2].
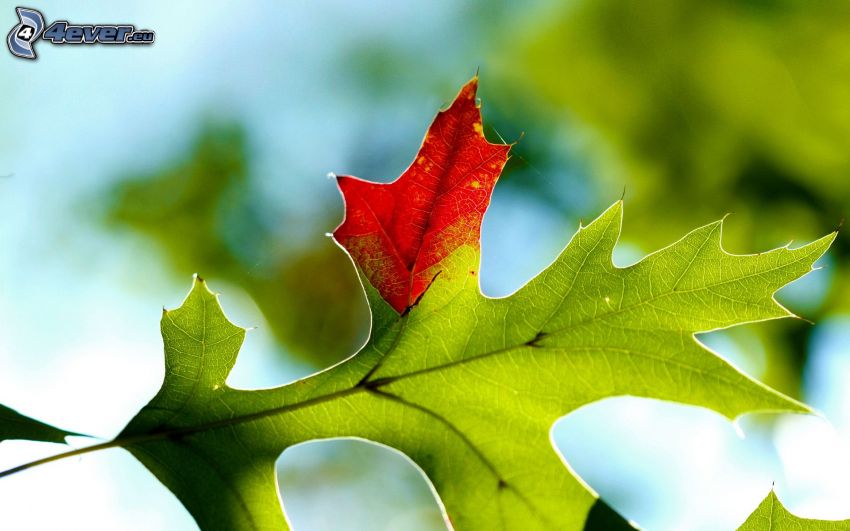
[1, 1, 849, 529]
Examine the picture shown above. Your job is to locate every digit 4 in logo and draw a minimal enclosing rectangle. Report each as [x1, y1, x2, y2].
[7, 7, 45, 60]
[17, 25, 34, 41]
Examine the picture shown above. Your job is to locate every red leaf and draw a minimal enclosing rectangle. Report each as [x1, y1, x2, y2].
[334, 77, 511, 313]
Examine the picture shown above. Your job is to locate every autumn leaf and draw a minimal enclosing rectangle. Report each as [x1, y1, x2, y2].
[0, 78, 836, 530]
[334, 78, 511, 313]
[737, 491, 850, 530]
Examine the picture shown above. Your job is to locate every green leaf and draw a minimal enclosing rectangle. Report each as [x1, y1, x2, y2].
[113, 201, 832, 530]
[0, 404, 78, 444]
[738, 491, 850, 530]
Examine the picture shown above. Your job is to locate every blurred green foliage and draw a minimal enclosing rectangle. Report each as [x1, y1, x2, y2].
[491, 0, 850, 397]
[105, 123, 368, 368]
[506, 0, 850, 251]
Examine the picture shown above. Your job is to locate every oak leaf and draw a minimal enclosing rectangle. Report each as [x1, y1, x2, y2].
[0, 78, 835, 531]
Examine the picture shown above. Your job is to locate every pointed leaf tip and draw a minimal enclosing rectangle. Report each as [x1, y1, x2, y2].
[737, 489, 850, 529]
[0, 405, 83, 444]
